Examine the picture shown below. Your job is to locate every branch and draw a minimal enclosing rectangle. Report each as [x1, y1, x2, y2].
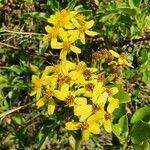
[89, 35, 150, 49]
[0, 29, 45, 36]
[111, 36, 150, 47]
[0, 102, 34, 118]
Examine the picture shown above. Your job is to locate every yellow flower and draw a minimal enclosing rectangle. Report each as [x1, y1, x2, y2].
[70, 61, 97, 84]
[43, 60, 76, 86]
[36, 85, 57, 115]
[65, 116, 100, 141]
[48, 9, 77, 29]
[102, 97, 119, 133]
[109, 50, 133, 68]
[71, 19, 98, 44]
[51, 29, 81, 60]
[43, 26, 60, 47]
[74, 82, 106, 121]
[30, 75, 44, 100]
[55, 83, 87, 107]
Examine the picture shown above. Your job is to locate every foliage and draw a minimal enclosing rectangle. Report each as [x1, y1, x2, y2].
[0, 0, 150, 149]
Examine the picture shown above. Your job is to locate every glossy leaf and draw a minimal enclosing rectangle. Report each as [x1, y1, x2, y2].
[131, 106, 150, 124]
[131, 121, 150, 144]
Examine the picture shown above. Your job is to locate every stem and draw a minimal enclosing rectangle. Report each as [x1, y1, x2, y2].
[75, 139, 82, 150]
[76, 54, 80, 63]
[0, 29, 45, 36]
[0, 102, 34, 118]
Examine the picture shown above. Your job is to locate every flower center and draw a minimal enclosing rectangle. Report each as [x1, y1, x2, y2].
[80, 122, 89, 130]
[83, 69, 91, 78]
[45, 89, 54, 98]
[50, 28, 59, 38]
[34, 79, 43, 88]
[85, 83, 94, 92]
[79, 25, 86, 32]
[63, 41, 71, 50]
[59, 75, 71, 84]
[92, 104, 101, 113]
[104, 112, 111, 120]
[66, 94, 75, 105]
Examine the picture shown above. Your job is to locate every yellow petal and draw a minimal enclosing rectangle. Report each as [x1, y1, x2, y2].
[59, 28, 68, 41]
[69, 30, 79, 43]
[92, 82, 103, 103]
[29, 90, 36, 96]
[43, 35, 49, 42]
[74, 97, 87, 105]
[88, 122, 100, 134]
[70, 45, 81, 54]
[118, 57, 124, 64]
[45, 25, 52, 33]
[86, 20, 94, 29]
[64, 22, 75, 29]
[65, 122, 80, 130]
[47, 99, 55, 115]
[85, 30, 98, 36]
[74, 105, 92, 117]
[79, 33, 85, 44]
[88, 111, 104, 123]
[109, 50, 120, 58]
[42, 66, 53, 77]
[89, 67, 98, 73]
[75, 88, 86, 96]
[32, 75, 39, 83]
[51, 40, 62, 49]
[71, 18, 80, 28]
[104, 119, 112, 133]
[47, 15, 56, 25]
[36, 97, 45, 108]
[124, 59, 133, 68]
[36, 88, 41, 100]
[97, 92, 108, 107]
[55, 83, 69, 100]
[82, 130, 90, 141]
[107, 97, 119, 113]
[60, 49, 68, 60]
[109, 87, 118, 95]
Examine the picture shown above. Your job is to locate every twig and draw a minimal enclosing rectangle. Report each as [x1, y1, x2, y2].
[0, 29, 45, 36]
[89, 35, 150, 48]
[111, 36, 150, 47]
[0, 102, 34, 118]
[0, 41, 49, 59]
[0, 41, 20, 50]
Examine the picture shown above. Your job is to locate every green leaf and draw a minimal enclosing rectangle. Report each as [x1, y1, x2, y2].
[67, 0, 77, 10]
[134, 142, 150, 150]
[131, 106, 150, 124]
[133, 0, 142, 7]
[10, 65, 23, 75]
[69, 135, 76, 150]
[128, 0, 141, 8]
[11, 113, 25, 125]
[38, 119, 58, 150]
[131, 121, 150, 144]
[141, 49, 148, 63]
[113, 104, 127, 122]
[113, 115, 129, 144]
[128, 0, 135, 8]
[29, 12, 48, 21]
[100, 13, 116, 22]
[47, 0, 59, 12]
[113, 85, 131, 103]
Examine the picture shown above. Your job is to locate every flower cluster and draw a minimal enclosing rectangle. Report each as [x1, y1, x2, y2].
[43, 9, 97, 60]
[30, 9, 132, 141]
